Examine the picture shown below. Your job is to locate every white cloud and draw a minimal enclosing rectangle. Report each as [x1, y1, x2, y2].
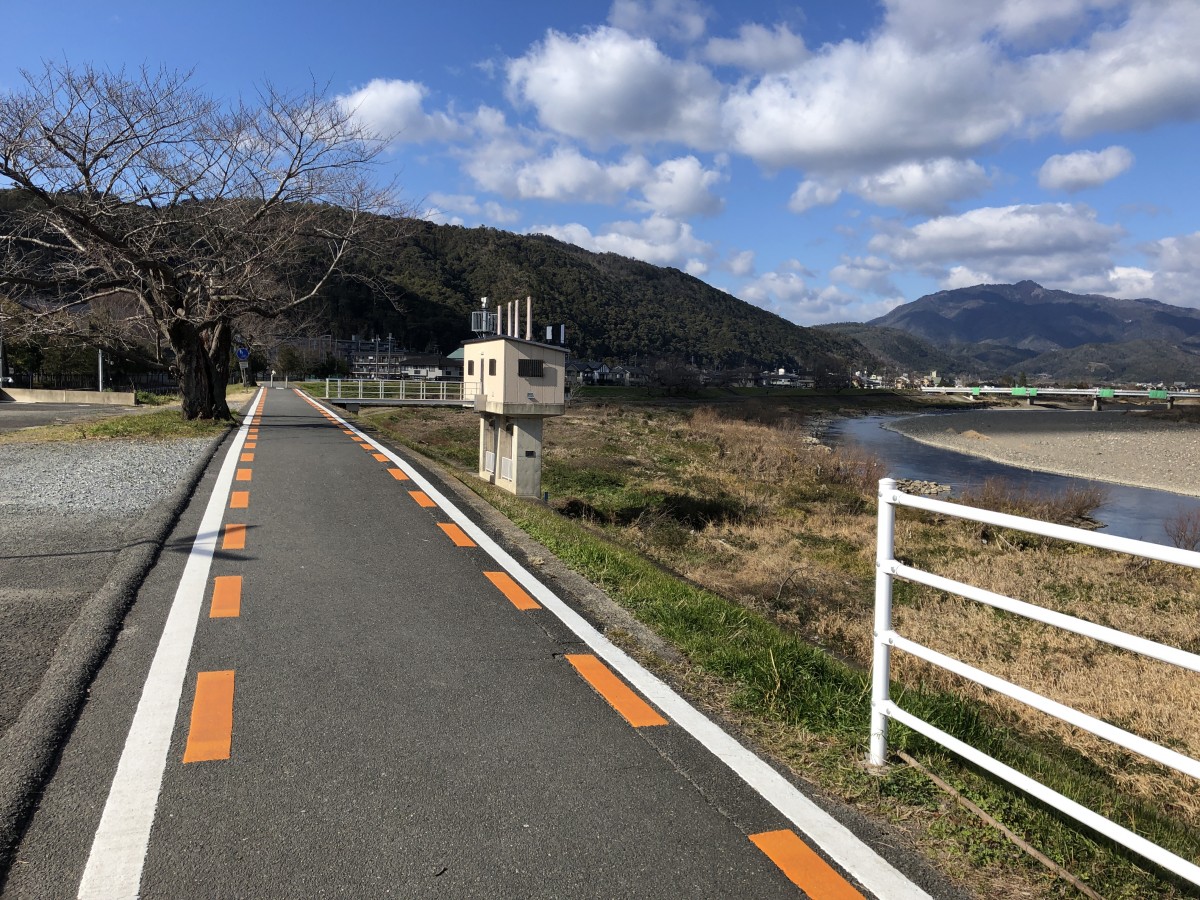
[513, 148, 646, 203]
[1105, 264, 1156, 297]
[533, 214, 713, 268]
[1039, 1, 1200, 137]
[872, 202, 1122, 262]
[426, 193, 520, 225]
[854, 158, 991, 212]
[1038, 146, 1134, 192]
[336, 79, 463, 143]
[506, 27, 722, 148]
[1139, 232, 1200, 308]
[943, 265, 997, 289]
[882, 0, 1122, 49]
[723, 34, 1021, 171]
[608, 0, 711, 43]
[788, 179, 841, 213]
[871, 203, 1126, 287]
[728, 249, 756, 276]
[635, 156, 724, 216]
[738, 271, 873, 325]
[704, 23, 807, 72]
[830, 256, 898, 295]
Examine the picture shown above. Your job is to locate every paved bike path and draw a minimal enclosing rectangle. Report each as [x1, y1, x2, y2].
[6, 388, 941, 898]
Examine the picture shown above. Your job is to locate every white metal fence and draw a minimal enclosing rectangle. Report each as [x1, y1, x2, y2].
[872, 477, 1200, 886]
[322, 378, 479, 404]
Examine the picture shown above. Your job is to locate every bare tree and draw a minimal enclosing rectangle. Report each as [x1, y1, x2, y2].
[0, 61, 400, 418]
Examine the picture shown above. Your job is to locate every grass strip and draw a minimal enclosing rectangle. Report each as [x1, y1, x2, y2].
[0, 409, 236, 444]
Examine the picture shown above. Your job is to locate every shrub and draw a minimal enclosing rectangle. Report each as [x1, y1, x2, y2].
[1165, 507, 1200, 552]
[958, 477, 1107, 525]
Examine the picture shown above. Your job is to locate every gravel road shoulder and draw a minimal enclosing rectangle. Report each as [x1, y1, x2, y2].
[0, 434, 225, 876]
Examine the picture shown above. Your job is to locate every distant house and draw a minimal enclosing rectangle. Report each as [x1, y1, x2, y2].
[762, 369, 814, 389]
[348, 351, 463, 380]
[566, 360, 599, 385]
[610, 364, 652, 386]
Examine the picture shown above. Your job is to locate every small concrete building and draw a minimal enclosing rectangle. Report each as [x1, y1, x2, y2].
[464, 334, 567, 498]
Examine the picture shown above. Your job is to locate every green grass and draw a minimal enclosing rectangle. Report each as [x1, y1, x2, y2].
[0, 408, 236, 443]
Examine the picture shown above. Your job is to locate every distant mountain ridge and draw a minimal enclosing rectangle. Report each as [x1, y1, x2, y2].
[870, 280, 1200, 350]
[819, 281, 1200, 383]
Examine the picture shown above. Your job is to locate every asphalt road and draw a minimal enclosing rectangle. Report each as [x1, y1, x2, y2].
[3, 389, 950, 899]
[0, 402, 148, 434]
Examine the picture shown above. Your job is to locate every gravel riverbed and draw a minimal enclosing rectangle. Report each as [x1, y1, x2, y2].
[888, 408, 1200, 498]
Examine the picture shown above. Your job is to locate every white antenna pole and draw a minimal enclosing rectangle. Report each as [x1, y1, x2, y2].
[526, 296, 532, 341]
[515, 298, 521, 340]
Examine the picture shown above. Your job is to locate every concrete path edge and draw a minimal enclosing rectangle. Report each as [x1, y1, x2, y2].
[0, 426, 231, 878]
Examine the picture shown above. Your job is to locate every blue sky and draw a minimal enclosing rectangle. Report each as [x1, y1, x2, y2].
[4, 0, 1200, 325]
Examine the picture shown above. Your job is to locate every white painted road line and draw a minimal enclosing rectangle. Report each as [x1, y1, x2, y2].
[78, 390, 263, 899]
[308, 392, 932, 900]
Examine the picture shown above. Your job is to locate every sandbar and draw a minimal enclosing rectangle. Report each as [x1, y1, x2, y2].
[887, 407, 1200, 498]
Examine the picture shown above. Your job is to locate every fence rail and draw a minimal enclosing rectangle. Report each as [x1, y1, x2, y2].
[321, 378, 479, 405]
[872, 477, 1200, 887]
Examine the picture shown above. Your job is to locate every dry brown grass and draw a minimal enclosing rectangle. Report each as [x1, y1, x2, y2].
[541, 400, 1200, 830]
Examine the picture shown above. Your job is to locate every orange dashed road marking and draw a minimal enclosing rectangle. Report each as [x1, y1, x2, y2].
[210, 576, 242, 618]
[360, 443, 376, 451]
[351, 436, 365, 443]
[182, 671, 235, 763]
[410, 490, 437, 508]
[438, 522, 476, 547]
[565, 654, 667, 727]
[388, 468, 410, 481]
[229, 491, 249, 509]
[235, 468, 252, 482]
[240, 452, 254, 462]
[342, 429, 355, 435]
[750, 830, 866, 900]
[484, 571, 541, 610]
[372, 453, 388, 462]
[222, 524, 247, 550]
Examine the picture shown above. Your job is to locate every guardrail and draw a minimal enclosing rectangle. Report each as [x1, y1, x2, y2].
[321, 378, 479, 405]
[872, 477, 1200, 886]
[921, 386, 1193, 407]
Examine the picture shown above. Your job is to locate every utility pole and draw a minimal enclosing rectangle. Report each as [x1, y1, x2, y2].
[98, 348, 104, 392]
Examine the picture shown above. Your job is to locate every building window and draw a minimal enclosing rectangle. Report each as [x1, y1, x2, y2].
[467, 360, 475, 376]
[517, 358, 544, 378]
[488, 359, 497, 376]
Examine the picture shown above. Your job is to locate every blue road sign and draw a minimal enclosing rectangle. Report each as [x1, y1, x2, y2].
[235, 347, 250, 361]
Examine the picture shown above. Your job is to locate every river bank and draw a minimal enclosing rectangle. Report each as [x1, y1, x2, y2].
[887, 407, 1200, 498]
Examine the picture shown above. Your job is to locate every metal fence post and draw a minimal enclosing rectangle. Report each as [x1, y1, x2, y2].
[871, 477, 898, 766]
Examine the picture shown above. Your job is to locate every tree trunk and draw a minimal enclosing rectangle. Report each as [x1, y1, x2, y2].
[204, 319, 233, 420]
[168, 319, 230, 420]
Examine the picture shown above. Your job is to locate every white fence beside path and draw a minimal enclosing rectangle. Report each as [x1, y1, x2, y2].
[872, 477, 1200, 887]
[321, 378, 479, 405]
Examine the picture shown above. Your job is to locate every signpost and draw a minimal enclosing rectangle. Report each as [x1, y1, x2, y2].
[236, 346, 250, 386]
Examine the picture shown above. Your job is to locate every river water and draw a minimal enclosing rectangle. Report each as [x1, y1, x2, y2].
[827, 413, 1200, 546]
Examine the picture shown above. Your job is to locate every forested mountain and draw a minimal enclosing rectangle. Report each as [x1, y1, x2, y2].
[870, 280, 1200, 349]
[820, 281, 1200, 383]
[331, 221, 865, 370]
[1, 190, 867, 374]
